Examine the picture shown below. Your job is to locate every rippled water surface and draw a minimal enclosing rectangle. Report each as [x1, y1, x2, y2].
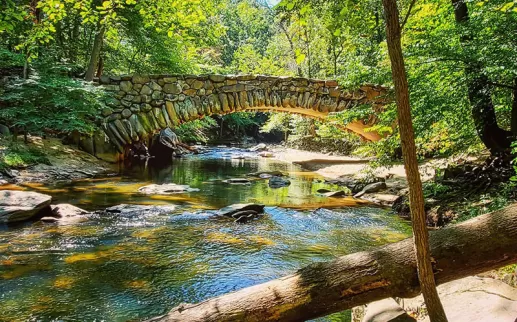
[0, 148, 411, 321]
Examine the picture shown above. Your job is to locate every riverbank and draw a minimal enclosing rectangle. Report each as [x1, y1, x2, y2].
[0, 136, 117, 185]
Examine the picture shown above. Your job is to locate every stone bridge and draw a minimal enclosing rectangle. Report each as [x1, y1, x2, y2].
[86, 74, 388, 161]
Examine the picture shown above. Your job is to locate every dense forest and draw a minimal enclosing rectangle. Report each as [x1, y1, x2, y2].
[1, 1, 517, 321]
[1, 0, 515, 159]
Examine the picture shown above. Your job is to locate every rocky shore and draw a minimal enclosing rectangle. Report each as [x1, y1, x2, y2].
[0, 137, 117, 186]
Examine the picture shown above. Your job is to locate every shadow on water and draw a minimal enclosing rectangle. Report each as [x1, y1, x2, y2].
[0, 147, 411, 321]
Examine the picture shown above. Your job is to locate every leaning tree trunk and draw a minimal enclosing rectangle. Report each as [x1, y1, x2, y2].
[147, 204, 517, 322]
[85, 25, 105, 82]
[382, 0, 447, 321]
[511, 78, 517, 135]
[452, 0, 512, 153]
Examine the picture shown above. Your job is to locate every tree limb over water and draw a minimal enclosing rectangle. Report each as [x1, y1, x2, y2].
[147, 204, 517, 322]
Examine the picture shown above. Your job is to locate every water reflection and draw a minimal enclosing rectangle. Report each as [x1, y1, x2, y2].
[0, 147, 411, 321]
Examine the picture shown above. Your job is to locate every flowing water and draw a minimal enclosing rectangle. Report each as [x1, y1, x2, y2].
[0, 147, 411, 321]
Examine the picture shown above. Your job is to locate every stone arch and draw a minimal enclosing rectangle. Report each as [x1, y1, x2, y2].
[97, 74, 388, 155]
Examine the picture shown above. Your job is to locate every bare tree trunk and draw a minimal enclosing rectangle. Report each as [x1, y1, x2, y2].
[452, 0, 512, 154]
[381, 0, 447, 321]
[511, 78, 517, 134]
[85, 25, 105, 81]
[148, 204, 517, 322]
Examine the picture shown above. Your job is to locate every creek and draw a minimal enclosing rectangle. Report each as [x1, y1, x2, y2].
[0, 147, 411, 321]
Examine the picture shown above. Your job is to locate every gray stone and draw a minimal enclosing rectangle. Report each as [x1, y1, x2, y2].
[138, 183, 200, 194]
[354, 182, 387, 198]
[399, 276, 517, 322]
[140, 84, 152, 95]
[140, 103, 152, 112]
[362, 298, 415, 322]
[132, 74, 150, 84]
[120, 81, 133, 92]
[47, 204, 89, 225]
[217, 203, 265, 217]
[121, 109, 132, 119]
[104, 204, 177, 217]
[192, 80, 204, 89]
[269, 176, 291, 188]
[101, 108, 113, 117]
[209, 75, 226, 82]
[129, 114, 147, 139]
[322, 190, 347, 197]
[163, 83, 182, 94]
[149, 81, 162, 91]
[223, 178, 251, 184]
[0, 190, 52, 223]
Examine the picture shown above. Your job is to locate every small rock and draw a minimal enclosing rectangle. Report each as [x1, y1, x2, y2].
[104, 204, 177, 217]
[138, 183, 200, 194]
[259, 151, 274, 158]
[269, 176, 291, 188]
[51, 204, 88, 218]
[322, 190, 347, 197]
[317, 188, 332, 193]
[40, 216, 59, 223]
[354, 182, 387, 198]
[249, 143, 267, 152]
[223, 178, 251, 184]
[217, 203, 265, 218]
[247, 171, 285, 178]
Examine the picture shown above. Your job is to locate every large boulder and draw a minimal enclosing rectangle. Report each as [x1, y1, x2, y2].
[0, 190, 52, 223]
[399, 276, 517, 322]
[138, 183, 200, 194]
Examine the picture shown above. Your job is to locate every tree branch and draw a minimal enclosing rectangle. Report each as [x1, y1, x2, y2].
[401, 0, 417, 31]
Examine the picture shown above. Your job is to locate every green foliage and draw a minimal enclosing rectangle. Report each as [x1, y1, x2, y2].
[0, 143, 50, 170]
[0, 47, 24, 68]
[174, 117, 218, 143]
[0, 63, 104, 135]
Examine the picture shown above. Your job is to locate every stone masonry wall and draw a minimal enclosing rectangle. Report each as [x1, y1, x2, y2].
[84, 74, 387, 161]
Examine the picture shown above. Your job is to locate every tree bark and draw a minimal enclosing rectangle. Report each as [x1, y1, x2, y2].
[148, 204, 517, 322]
[452, 0, 512, 153]
[382, 0, 447, 321]
[511, 78, 517, 135]
[85, 25, 105, 81]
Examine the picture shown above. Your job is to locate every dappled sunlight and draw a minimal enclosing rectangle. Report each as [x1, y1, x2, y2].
[0, 147, 411, 320]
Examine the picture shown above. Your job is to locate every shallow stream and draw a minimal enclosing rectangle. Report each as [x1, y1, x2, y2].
[0, 147, 411, 321]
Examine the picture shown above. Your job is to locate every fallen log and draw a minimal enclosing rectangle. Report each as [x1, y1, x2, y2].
[148, 204, 517, 322]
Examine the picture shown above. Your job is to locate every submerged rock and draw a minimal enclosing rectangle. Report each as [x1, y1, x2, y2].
[104, 204, 177, 216]
[223, 178, 251, 184]
[321, 190, 347, 198]
[0, 190, 52, 223]
[269, 176, 291, 188]
[247, 171, 285, 178]
[259, 151, 274, 158]
[138, 183, 200, 194]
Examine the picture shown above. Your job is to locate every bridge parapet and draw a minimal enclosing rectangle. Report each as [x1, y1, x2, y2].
[93, 74, 388, 155]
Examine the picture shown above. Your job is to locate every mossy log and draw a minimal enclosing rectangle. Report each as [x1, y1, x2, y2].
[147, 204, 517, 322]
